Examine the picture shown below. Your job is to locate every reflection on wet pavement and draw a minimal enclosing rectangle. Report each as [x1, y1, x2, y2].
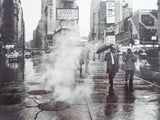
[88, 61, 160, 120]
[105, 86, 118, 120]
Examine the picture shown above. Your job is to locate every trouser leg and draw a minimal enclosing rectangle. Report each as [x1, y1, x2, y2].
[109, 73, 113, 85]
[129, 70, 134, 84]
[109, 65, 116, 85]
[125, 70, 129, 81]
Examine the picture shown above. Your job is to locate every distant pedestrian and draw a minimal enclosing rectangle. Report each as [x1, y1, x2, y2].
[83, 47, 90, 74]
[79, 51, 84, 78]
[123, 48, 137, 84]
[104, 46, 119, 86]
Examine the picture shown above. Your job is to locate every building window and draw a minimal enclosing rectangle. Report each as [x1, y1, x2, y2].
[63, 2, 73, 8]
[141, 15, 154, 26]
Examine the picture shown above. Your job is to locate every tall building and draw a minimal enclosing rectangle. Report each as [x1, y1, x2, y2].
[99, 1, 106, 40]
[90, 0, 101, 40]
[116, 10, 159, 46]
[17, 1, 25, 49]
[158, 0, 160, 45]
[0, 0, 24, 49]
[114, 0, 132, 34]
[33, 0, 78, 49]
[2, 0, 14, 44]
[0, 0, 4, 48]
[158, 0, 160, 70]
[90, 0, 132, 42]
[0, 0, 4, 27]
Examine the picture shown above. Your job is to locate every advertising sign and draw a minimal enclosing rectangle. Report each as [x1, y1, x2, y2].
[106, 24, 115, 35]
[56, 8, 79, 20]
[106, 1, 115, 23]
[61, 20, 76, 27]
[151, 36, 157, 41]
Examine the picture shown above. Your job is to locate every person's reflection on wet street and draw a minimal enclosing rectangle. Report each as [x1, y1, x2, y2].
[105, 85, 118, 119]
[122, 83, 135, 119]
[123, 83, 135, 103]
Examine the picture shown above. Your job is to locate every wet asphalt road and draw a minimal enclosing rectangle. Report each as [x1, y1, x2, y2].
[0, 55, 159, 120]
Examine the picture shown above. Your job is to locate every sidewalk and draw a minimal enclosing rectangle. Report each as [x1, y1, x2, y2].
[85, 60, 160, 120]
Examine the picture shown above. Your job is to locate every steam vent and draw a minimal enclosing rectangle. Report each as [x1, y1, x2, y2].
[38, 101, 71, 111]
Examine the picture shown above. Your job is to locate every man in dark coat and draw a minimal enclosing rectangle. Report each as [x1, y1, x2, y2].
[104, 47, 119, 85]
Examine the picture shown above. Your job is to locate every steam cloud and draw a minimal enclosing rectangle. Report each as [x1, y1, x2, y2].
[36, 25, 92, 104]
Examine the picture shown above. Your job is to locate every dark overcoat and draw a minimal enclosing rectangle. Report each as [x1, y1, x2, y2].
[104, 52, 119, 74]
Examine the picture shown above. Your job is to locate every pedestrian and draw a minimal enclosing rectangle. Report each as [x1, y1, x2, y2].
[104, 46, 119, 86]
[79, 51, 84, 78]
[123, 48, 137, 84]
[83, 47, 90, 74]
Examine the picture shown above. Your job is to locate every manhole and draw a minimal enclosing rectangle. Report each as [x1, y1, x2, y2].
[38, 101, 71, 111]
[27, 90, 51, 95]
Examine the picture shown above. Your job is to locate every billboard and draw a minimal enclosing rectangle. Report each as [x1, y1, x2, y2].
[106, 24, 115, 35]
[56, 8, 79, 20]
[106, 1, 115, 24]
[151, 36, 158, 41]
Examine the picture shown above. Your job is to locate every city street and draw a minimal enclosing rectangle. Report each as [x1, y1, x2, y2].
[0, 54, 159, 120]
[0, 0, 160, 119]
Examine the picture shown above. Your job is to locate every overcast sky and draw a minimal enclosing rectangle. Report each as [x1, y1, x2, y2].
[21, 0, 158, 42]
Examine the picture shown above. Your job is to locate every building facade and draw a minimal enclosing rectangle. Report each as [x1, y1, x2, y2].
[158, 0, 160, 46]
[90, 0, 101, 40]
[90, 0, 132, 43]
[117, 10, 158, 46]
[0, 0, 4, 48]
[0, 0, 24, 49]
[116, 10, 158, 46]
[99, 1, 106, 41]
[32, 0, 78, 49]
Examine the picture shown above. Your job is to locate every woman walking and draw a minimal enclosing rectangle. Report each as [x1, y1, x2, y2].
[123, 48, 137, 84]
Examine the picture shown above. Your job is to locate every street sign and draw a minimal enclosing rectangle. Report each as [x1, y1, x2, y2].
[56, 8, 79, 20]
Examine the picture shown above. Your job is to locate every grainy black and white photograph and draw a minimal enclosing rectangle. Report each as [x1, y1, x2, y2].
[0, 0, 160, 120]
